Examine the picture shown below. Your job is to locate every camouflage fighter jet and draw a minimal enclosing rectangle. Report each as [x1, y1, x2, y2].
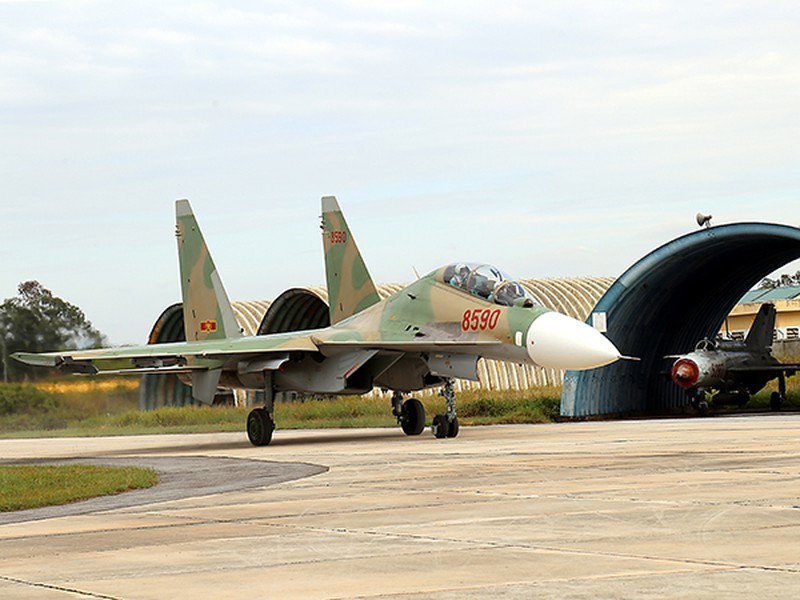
[669, 303, 800, 414]
[14, 197, 622, 445]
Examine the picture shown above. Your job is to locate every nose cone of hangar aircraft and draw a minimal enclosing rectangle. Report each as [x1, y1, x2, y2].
[526, 311, 621, 370]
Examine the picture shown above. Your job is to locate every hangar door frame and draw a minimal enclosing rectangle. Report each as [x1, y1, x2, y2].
[561, 222, 800, 417]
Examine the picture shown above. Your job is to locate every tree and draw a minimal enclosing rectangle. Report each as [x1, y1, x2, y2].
[0, 281, 107, 382]
[759, 270, 800, 290]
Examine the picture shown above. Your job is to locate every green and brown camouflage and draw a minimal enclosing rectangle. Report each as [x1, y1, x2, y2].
[176, 199, 241, 342]
[13, 197, 621, 443]
[321, 196, 380, 324]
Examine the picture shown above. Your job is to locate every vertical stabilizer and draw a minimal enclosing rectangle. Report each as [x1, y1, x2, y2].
[321, 196, 380, 324]
[176, 199, 242, 342]
[745, 303, 776, 350]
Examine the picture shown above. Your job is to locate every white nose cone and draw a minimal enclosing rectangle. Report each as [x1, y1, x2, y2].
[527, 311, 620, 370]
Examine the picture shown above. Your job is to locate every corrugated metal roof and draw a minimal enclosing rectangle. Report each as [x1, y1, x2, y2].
[741, 286, 800, 303]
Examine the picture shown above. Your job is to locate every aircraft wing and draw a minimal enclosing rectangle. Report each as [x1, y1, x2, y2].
[12, 330, 505, 377]
[727, 363, 800, 373]
[315, 339, 503, 353]
[12, 332, 321, 375]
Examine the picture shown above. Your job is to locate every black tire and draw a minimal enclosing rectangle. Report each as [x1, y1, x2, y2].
[432, 414, 449, 439]
[446, 416, 460, 438]
[770, 391, 783, 412]
[247, 408, 275, 446]
[401, 398, 425, 436]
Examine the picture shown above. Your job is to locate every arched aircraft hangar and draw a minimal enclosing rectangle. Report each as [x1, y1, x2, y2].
[561, 222, 800, 417]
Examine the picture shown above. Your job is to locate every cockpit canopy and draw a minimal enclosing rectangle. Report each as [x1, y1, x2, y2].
[695, 338, 717, 352]
[439, 263, 537, 307]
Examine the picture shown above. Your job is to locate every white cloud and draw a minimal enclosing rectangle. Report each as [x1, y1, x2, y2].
[1, 1, 800, 342]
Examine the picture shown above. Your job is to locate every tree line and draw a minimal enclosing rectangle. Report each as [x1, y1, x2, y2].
[759, 271, 800, 290]
[0, 281, 106, 382]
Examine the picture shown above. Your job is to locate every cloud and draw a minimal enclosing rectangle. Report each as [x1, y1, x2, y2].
[2, 1, 800, 342]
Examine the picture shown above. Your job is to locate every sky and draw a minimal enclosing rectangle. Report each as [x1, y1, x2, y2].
[2, 1, 799, 345]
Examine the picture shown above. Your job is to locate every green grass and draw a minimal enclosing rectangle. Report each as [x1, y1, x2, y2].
[0, 465, 159, 512]
[0, 380, 563, 438]
[1, 375, 798, 440]
[719, 376, 800, 411]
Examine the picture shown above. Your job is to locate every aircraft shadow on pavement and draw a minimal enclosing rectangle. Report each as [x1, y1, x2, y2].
[74, 428, 409, 457]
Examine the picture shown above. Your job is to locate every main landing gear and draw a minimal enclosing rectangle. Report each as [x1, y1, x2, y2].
[247, 377, 465, 446]
[771, 372, 788, 412]
[392, 391, 425, 435]
[248, 375, 276, 446]
[247, 407, 275, 446]
[391, 379, 460, 439]
[688, 390, 709, 417]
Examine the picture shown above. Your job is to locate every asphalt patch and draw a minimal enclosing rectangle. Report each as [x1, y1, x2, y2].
[0, 456, 327, 525]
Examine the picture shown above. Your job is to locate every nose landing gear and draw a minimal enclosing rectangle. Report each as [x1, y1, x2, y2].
[432, 378, 459, 439]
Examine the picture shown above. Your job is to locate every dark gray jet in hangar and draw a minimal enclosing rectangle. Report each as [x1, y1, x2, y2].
[668, 303, 800, 414]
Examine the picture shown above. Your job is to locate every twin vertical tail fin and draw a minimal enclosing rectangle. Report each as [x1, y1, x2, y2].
[176, 199, 242, 342]
[745, 303, 776, 350]
[176, 199, 241, 342]
[175, 199, 241, 404]
[321, 196, 380, 324]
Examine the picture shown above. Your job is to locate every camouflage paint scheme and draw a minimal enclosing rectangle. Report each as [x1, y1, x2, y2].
[176, 199, 242, 342]
[321, 195, 381, 325]
[14, 197, 620, 403]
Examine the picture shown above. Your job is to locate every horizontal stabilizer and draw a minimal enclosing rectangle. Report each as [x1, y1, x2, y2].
[11, 352, 59, 368]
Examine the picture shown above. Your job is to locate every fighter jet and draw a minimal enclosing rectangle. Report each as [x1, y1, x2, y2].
[14, 197, 622, 445]
[669, 303, 800, 414]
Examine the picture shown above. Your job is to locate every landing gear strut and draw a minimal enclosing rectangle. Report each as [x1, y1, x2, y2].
[392, 391, 425, 435]
[688, 390, 709, 417]
[771, 373, 787, 411]
[247, 373, 276, 446]
[432, 378, 459, 439]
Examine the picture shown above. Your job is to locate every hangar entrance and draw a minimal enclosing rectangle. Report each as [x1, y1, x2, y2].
[562, 223, 800, 417]
[258, 288, 330, 335]
[139, 291, 330, 409]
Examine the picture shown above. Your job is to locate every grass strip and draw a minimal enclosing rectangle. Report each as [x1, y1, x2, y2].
[0, 388, 563, 438]
[0, 465, 159, 512]
[0, 377, 798, 439]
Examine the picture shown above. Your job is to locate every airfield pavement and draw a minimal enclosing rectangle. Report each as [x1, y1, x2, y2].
[1, 416, 799, 599]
